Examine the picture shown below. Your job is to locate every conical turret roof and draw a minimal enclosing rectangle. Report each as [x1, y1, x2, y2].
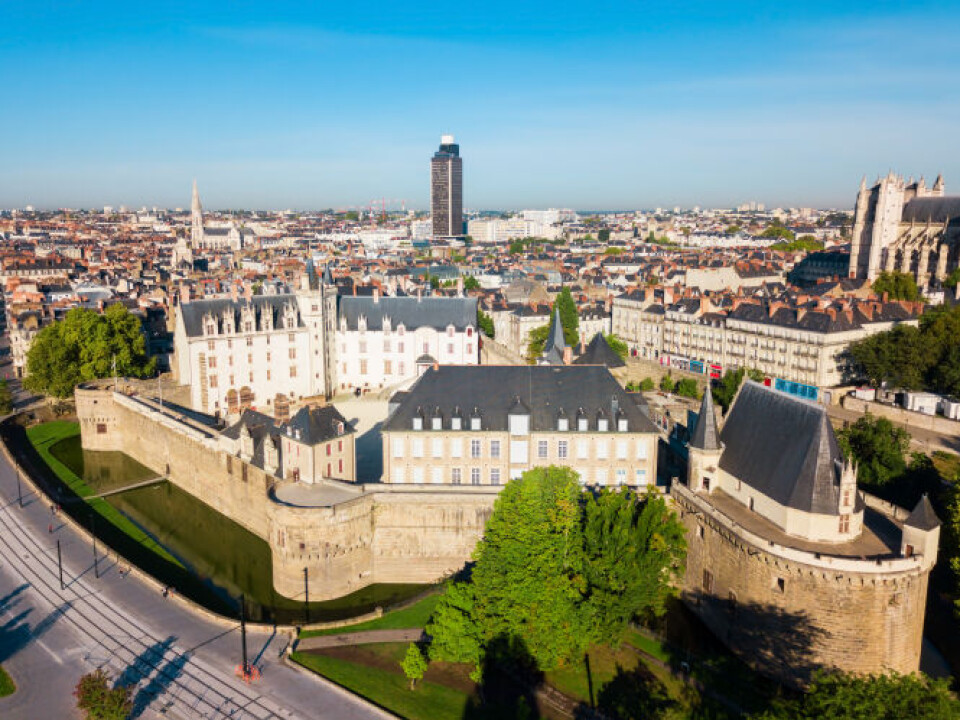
[690, 387, 721, 451]
[905, 493, 940, 531]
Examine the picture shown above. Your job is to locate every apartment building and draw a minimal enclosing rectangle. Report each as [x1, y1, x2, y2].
[381, 365, 660, 488]
[613, 291, 920, 399]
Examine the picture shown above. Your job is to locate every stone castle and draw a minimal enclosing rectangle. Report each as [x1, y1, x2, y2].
[75, 374, 939, 685]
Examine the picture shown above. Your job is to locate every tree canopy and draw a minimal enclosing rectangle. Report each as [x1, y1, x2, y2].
[477, 309, 495, 339]
[554, 287, 580, 347]
[712, 367, 765, 413]
[761, 223, 795, 242]
[836, 414, 910, 489]
[425, 467, 687, 674]
[604, 334, 628, 360]
[848, 305, 960, 393]
[751, 670, 960, 720]
[769, 236, 824, 252]
[25, 304, 155, 398]
[871, 271, 923, 301]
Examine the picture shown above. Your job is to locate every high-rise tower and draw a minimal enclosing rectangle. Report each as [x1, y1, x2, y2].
[431, 134, 463, 238]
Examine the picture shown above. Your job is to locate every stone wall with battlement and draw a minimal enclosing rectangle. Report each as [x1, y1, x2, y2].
[672, 482, 931, 684]
[75, 386, 496, 600]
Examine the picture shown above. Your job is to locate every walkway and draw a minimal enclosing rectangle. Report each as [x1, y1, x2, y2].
[76, 476, 167, 501]
[298, 629, 425, 651]
[0, 445, 390, 720]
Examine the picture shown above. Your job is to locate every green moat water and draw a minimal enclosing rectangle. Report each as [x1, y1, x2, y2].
[48, 434, 427, 623]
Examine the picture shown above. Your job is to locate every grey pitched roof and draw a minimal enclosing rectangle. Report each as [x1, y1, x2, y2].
[718, 381, 845, 515]
[179, 295, 302, 337]
[382, 365, 659, 434]
[905, 494, 940, 530]
[901, 197, 960, 225]
[338, 296, 477, 331]
[285, 404, 353, 445]
[573, 332, 626, 368]
[689, 389, 721, 451]
[221, 409, 284, 476]
[541, 307, 567, 365]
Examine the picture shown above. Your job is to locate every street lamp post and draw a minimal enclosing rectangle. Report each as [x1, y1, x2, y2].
[239, 594, 249, 676]
[91, 515, 99, 579]
[57, 539, 64, 590]
[303, 567, 310, 626]
[15, 464, 23, 509]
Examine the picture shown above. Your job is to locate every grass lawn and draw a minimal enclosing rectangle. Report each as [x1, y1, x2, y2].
[301, 592, 440, 638]
[623, 628, 672, 663]
[26, 421, 182, 567]
[932, 450, 960, 482]
[291, 646, 471, 720]
[0, 665, 15, 697]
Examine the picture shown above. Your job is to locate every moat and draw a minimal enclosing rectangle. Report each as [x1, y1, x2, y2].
[46, 431, 427, 624]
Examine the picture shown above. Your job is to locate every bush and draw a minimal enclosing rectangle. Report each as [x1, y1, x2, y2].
[673, 378, 699, 399]
[659, 375, 674, 393]
[74, 670, 131, 720]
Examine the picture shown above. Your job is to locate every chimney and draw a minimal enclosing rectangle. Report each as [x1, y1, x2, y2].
[373, 287, 380, 304]
[563, 346, 573, 365]
[433, 361, 439, 372]
[456, 276, 464, 296]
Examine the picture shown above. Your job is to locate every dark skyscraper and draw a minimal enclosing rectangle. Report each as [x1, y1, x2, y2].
[431, 134, 463, 238]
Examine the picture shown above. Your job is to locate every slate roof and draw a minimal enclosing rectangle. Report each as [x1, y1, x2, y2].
[901, 197, 960, 225]
[718, 381, 846, 515]
[383, 365, 659, 434]
[338, 296, 477, 331]
[905, 494, 940, 530]
[541, 308, 567, 365]
[286, 405, 353, 444]
[574, 333, 626, 368]
[689, 388, 721, 451]
[179, 295, 302, 337]
[221, 409, 284, 476]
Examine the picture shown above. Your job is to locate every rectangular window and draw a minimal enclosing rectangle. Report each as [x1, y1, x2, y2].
[635, 468, 647, 486]
[209, 357, 217, 369]
[471, 439, 482, 458]
[537, 440, 549, 459]
[411, 439, 424, 458]
[447, 343, 454, 354]
[596, 440, 608, 460]
[392, 438, 404, 458]
[616, 441, 628, 460]
[290, 365, 297, 378]
[412, 467, 424, 484]
[451, 417, 462, 430]
[338, 459, 343, 474]
[451, 468, 462, 484]
[209, 376, 218, 388]
[577, 440, 588, 460]
[558, 440, 568, 460]
[246, 337, 253, 347]
[432, 467, 443, 484]
[450, 438, 463, 458]
[359, 341, 367, 354]
[489, 440, 501, 458]
[598, 418, 609, 432]
[509, 414, 529, 436]
[510, 440, 528, 464]
[578, 417, 588, 432]
[618, 419, 628, 432]
[467, 343, 472, 354]
[399, 362, 405, 375]
[432, 417, 442, 430]
[360, 359, 368, 375]
[266, 370, 271, 380]
[96, 423, 107, 435]
[703, 569, 714, 594]
[616, 468, 627, 485]
[385, 360, 392, 375]
[839, 514, 850, 533]
[432, 439, 443, 458]
[471, 417, 481, 430]
[289, 347, 296, 359]
[471, 468, 481, 485]
[490, 468, 501, 485]
[595, 468, 607, 485]
[558, 418, 569, 431]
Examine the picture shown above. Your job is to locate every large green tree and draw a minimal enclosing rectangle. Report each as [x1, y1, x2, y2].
[25, 305, 155, 398]
[837, 415, 910, 488]
[470, 466, 588, 671]
[554, 287, 580, 347]
[582, 489, 686, 646]
[712, 367, 765, 413]
[871, 271, 923, 301]
[848, 324, 928, 389]
[752, 670, 960, 720]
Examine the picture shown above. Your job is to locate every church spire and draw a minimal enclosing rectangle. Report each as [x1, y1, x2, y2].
[689, 387, 721, 451]
[191, 179, 204, 247]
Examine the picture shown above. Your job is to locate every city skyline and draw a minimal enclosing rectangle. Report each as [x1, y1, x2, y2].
[2, 2, 959, 210]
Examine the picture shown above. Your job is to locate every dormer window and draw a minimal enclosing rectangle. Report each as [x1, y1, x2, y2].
[558, 418, 569, 431]
[471, 416, 481, 431]
[447, 325, 455, 337]
[451, 417, 462, 430]
[509, 414, 529, 435]
[598, 418, 609, 432]
[432, 417, 442, 430]
[413, 417, 423, 430]
[206, 323, 215, 335]
[398, 324, 405, 336]
[467, 327, 473, 337]
[618, 418, 628, 432]
[578, 417, 588, 432]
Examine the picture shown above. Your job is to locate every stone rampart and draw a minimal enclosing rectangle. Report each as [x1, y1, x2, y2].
[672, 483, 930, 684]
[75, 387, 496, 600]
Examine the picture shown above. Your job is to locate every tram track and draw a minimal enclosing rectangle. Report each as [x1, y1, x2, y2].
[0, 494, 294, 720]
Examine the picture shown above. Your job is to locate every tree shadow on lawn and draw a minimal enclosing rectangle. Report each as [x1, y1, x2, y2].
[463, 634, 544, 720]
[573, 663, 673, 720]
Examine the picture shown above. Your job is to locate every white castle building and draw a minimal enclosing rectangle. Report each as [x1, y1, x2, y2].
[173, 266, 480, 416]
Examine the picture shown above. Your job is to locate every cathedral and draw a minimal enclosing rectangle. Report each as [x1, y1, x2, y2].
[848, 172, 960, 288]
[172, 181, 255, 266]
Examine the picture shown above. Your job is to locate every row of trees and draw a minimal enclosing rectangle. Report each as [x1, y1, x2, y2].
[419, 466, 687, 678]
[25, 305, 155, 398]
[848, 304, 960, 394]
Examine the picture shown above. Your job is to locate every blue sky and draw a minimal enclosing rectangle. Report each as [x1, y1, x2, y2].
[2, 1, 958, 210]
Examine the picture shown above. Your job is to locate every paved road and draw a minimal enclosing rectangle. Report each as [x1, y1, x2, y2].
[826, 404, 960, 455]
[0, 448, 390, 720]
[298, 629, 425, 651]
